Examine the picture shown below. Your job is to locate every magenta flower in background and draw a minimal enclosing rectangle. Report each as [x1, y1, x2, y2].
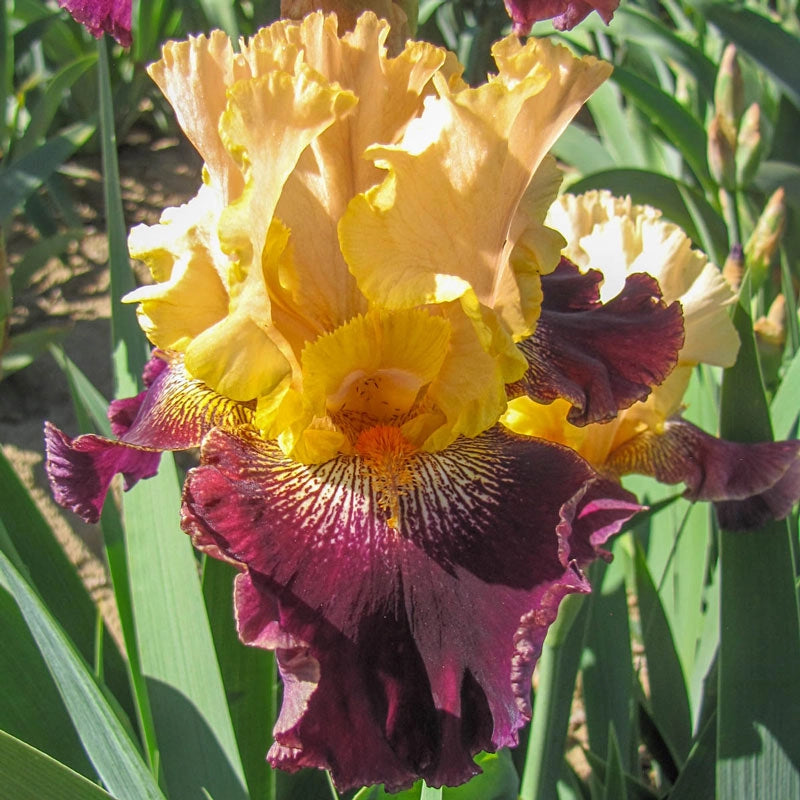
[58, 0, 132, 46]
[504, 0, 619, 35]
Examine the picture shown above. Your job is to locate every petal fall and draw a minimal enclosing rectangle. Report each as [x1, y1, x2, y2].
[514, 258, 684, 425]
[606, 418, 800, 530]
[181, 424, 640, 790]
[44, 354, 253, 524]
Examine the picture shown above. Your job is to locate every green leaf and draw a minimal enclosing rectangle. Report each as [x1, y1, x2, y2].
[0, 549, 166, 800]
[10, 231, 80, 295]
[611, 6, 717, 100]
[567, 168, 728, 265]
[0, 730, 114, 800]
[49, 345, 113, 436]
[0, 562, 94, 778]
[633, 542, 693, 765]
[1, 325, 69, 376]
[0, 122, 95, 223]
[520, 594, 590, 800]
[582, 558, 634, 770]
[669, 711, 717, 800]
[0, 447, 133, 721]
[771, 346, 800, 439]
[122, 460, 249, 800]
[693, 2, 800, 109]
[607, 64, 712, 192]
[602, 726, 627, 800]
[202, 557, 278, 800]
[716, 299, 800, 799]
[553, 123, 614, 175]
[14, 54, 97, 159]
[442, 750, 519, 799]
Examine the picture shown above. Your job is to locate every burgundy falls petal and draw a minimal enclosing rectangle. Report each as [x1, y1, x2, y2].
[45, 352, 254, 523]
[513, 258, 685, 426]
[504, 0, 619, 35]
[605, 418, 800, 530]
[58, 0, 132, 46]
[181, 424, 641, 791]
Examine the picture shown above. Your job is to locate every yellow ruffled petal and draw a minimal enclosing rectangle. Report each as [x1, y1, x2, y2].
[126, 186, 229, 352]
[340, 36, 610, 343]
[185, 64, 357, 401]
[255, 13, 449, 331]
[148, 31, 245, 201]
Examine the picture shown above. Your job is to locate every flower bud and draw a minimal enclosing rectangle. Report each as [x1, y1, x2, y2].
[708, 113, 737, 190]
[722, 243, 744, 291]
[736, 103, 763, 188]
[745, 188, 786, 291]
[715, 44, 744, 129]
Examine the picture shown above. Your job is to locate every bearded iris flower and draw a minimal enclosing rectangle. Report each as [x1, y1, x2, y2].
[57, 0, 131, 46]
[505, 190, 800, 530]
[48, 14, 697, 790]
[503, 0, 619, 36]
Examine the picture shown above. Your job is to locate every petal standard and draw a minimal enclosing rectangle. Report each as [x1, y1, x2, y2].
[513, 259, 684, 425]
[606, 418, 800, 530]
[340, 37, 611, 341]
[45, 354, 253, 523]
[182, 425, 640, 790]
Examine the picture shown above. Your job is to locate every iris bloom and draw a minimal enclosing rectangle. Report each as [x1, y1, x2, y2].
[57, 0, 132, 46]
[503, 0, 618, 36]
[47, 14, 691, 789]
[504, 190, 800, 530]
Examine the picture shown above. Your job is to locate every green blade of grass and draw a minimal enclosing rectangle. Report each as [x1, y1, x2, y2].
[581, 556, 634, 770]
[202, 557, 278, 800]
[0, 730, 115, 800]
[14, 53, 97, 159]
[770, 345, 800, 439]
[633, 542, 693, 766]
[0, 121, 95, 224]
[0, 549, 166, 800]
[122, 468, 249, 800]
[0, 446, 133, 721]
[0, 552, 94, 778]
[717, 297, 800, 799]
[612, 6, 716, 100]
[552, 122, 614, 175]
[520, 593, 589, 800]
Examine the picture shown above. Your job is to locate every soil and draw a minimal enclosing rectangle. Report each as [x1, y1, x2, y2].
[1, 129, 202, 625]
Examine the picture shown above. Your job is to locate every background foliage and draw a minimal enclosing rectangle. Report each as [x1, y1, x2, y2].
[1, 0, 799, 798]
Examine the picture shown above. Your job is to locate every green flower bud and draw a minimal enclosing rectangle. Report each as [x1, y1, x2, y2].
[736, 103, 763, 188]
[715, 44, 744, 129]
[708, 112, 737, 190]
[745, 188, 786, 291]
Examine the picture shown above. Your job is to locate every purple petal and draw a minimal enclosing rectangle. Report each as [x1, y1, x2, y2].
[58, 0, 131, 46]
[504, 0, 618, 35]
[182, 425, 640, 790]
[45, 353, 253, 523]
[606, 418, 800, 530]
[514, 258, 684, 426]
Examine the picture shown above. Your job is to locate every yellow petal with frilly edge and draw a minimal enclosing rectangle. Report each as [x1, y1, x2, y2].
[184, 63, 356, 402]
[126, 186, 229, 352]
[339, 36, 610, 343]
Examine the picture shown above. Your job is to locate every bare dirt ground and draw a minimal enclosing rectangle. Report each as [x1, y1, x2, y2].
[1, 129, 201, 617]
